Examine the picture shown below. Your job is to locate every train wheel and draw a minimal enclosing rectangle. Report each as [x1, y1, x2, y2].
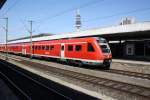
[56, 58, 61, 63]
[102, 60, 110, 70]
[66, 59, 71, 65]
[77, 61, 83, 67]
[103, 64, 110, 70]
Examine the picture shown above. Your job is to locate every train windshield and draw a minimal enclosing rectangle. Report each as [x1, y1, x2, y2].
[96, 38, 111, 53]
[100, 45, 110, 53]
[97, 38, 107, 43]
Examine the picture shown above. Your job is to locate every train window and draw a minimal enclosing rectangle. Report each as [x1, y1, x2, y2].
[39, 46, 41, 50]
[42, 46, 45, 50]
[35, 46, 38, 50]
[38, 46, 41, 50]
[50, 45, 54, 50]
[88, 43, 95, 52]
[32, 46, 34, 50]
[68, 45, 73, 51]
[46, 46, 49, 50]
[75, 45, 82, 51]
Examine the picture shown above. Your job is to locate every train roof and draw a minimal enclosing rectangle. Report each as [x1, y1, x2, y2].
[8, 33, 53, 42]
[7, 33, 101, 44]
[7, 36, 103, 44]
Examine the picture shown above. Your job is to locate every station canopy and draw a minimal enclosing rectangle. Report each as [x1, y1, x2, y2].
[8, 22, 150, 44]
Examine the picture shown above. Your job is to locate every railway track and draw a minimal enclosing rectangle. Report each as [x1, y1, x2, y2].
[0, 53, 150, 99]
[0, 72, 30, 100]
[103, 69, 150, 80]
[0, 59, 100, 100]
[2, 53, 150, 80]
[0, 60, 71, 100]
[3, 55, 150, 99]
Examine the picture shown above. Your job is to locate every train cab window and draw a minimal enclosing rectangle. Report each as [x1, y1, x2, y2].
[88, 43, 95, 52]
[46, 46, 49, 50]
[68, 45, 73, 51]
[50, 45, 54, 50]
[75, 45, 82, 51]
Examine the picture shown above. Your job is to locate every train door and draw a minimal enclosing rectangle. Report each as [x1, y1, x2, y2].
[61, 44, 65, 59]
[22, 45, 26, 55]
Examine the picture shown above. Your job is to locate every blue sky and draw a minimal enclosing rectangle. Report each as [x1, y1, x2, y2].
[0, 0, 150, 43]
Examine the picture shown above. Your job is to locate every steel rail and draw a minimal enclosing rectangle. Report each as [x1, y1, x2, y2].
[15, 59, 150, 99]
[0, 62, 31, 100]
[0, 60, 71, 100]
[2, 52, 150, 80]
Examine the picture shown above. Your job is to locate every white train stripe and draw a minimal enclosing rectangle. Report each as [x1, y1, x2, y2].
[32, 54, 103, 63]
[5, 51, 104, 63]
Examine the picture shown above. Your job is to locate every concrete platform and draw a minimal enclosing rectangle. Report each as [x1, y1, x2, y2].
[113, 59, 150, 66]
[112, 59, 150, 74]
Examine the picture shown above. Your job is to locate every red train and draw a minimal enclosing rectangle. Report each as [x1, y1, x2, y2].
[0, 37, 112, 69]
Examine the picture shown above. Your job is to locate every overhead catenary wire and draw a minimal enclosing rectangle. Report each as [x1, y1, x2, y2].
[34, 1, 150, 33]
[83, 7, 150, 23]
[19, 19, 30, 33]
[1, 0, 104, 36]
[36, 0, 104, 23]
[0, 0, 21, 42]
[0, 0, 21, 17]
[34, 0, 104, 31]
[35, 6, 150, 33]
[3, 0, 150, 38]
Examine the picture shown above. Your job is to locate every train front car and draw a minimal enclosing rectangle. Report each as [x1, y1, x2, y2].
[79, 37, 112, 69]
[95, 37, 112, 69]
